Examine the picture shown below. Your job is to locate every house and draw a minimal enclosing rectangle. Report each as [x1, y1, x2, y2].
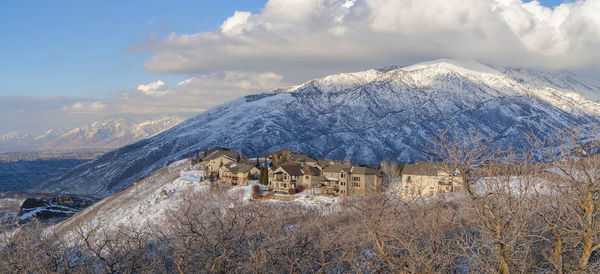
[344, 166, 385, 196]
[269, 148, 291, 163]
[319, 163, 383, 196]
[202, 149, 238, 176]
[222, 164, 260, 186]
[400, 161, 460, 199]
[269, 163, 321, 194]
[270, 163, 304, 194]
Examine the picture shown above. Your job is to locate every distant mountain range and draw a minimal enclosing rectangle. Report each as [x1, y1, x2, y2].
[0, 116, 184, 153]
[36, 59, 600, 196]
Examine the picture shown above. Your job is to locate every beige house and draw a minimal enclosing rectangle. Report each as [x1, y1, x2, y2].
[202, 149, 238, 176]
[269, 163, 321, 194]
[222, 164, 260, 186]
[401, 161, 460, 199]
[320, 163, 384, 196]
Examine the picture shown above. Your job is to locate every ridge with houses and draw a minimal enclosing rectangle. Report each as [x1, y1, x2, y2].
[189, 147, 462, 198]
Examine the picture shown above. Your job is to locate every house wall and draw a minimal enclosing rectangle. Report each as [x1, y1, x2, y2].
[338, 170, 349, 196]
[401, 174, 457, 199]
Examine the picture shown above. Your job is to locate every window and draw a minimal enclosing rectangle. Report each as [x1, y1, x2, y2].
[340, 173, 345, 178]
[305, 176, 309, 179]
[352, 176, 360, 181]
[353, 182, 361, 187]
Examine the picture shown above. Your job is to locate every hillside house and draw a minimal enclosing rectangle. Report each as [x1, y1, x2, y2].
[269, 163, 322, 194]
[320, 163, 384, 196]
[202, 149, 238, 175]
[222, 164, 260, 186]
[401, 161, 460, 199]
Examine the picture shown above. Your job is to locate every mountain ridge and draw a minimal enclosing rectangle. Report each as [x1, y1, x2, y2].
[0, 116, 184, 153]
[36, 59, 600, 197]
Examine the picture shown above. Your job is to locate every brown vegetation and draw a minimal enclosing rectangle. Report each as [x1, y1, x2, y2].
[2, 127, 600, 272]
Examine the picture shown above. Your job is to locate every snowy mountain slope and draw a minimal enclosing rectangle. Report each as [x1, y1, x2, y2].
[0, 116, 183, 152]
[36, 59, 600, 196]
[50, 160, 337, 239]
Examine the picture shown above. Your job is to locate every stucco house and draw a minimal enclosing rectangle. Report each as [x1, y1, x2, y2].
[320, 163, 383, 196]
[222, 164, 260, 186]
[269, 163, 321, 194]
[400, 161, 460, 199]
[202, 149, 238, 176]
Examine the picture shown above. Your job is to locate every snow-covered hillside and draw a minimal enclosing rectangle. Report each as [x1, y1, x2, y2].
[37, 59, 600, 196]
[50, 160, 338, 238]
[0, 116, 183, 152]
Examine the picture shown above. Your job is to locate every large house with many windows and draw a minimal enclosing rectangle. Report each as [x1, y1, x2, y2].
[400, 161, 460, 199]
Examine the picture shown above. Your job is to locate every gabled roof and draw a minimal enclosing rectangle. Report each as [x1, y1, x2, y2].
[229, 164, 257, 174]
[322, 163, 351, 173]
[303, 166, 321, 176]
[278, 164, 304, 176]
[289, 152, 316, 163]
[401, 161, 448, 176]
[204, 150, 238, 161]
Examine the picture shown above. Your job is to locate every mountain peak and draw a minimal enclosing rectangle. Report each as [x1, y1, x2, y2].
[403, 59, 501, 75]
[37, 60, 600, 196]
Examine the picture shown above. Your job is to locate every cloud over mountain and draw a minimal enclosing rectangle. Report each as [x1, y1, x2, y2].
[136, 0, 600, 83]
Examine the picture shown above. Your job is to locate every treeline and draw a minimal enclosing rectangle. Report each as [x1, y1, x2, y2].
[2, 127, 600, 273]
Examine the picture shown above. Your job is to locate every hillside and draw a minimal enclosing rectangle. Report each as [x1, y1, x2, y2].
[36, 59, 600, 196]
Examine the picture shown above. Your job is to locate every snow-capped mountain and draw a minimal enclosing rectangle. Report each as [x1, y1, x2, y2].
[36, 59, 600, 196]
[0, 116, 184, 152]
[0, 129, 65, 152]
[40, 116, 184, 151]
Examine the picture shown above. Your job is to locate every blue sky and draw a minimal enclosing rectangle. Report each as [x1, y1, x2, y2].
[0, 0, 594, 135]
[0, 0, 267, 97]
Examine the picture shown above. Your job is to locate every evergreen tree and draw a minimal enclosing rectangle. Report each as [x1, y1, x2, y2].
[255, 157, 260, 167]
[203, 150, 207, 158]
[195, 150, 200, 162]
[247, 171, 252, 181]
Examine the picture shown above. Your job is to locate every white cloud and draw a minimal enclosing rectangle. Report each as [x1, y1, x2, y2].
[221, 11, 252, 35]
[62, 101, 107, 112]
[137, 80, 169, 96]
[116, 71, 286, 114]
[137, 0, 600, 83]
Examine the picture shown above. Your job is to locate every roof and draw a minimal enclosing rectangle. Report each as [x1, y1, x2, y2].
[204, 150, 238, 161]
[270, 148, 291, 157]
[289, 152, 316, 163]
[349, 166, 377, 175]
[304, 166, 321, 176]
[322, 163, 351, 173]
[279, 164, 304, 176]
[229, 164, 257, 174]
[401, 161, 448, 176]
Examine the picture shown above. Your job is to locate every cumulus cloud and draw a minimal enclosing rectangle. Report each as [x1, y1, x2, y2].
[137, 80, 169, 96]
[136, 0, 600, 82]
